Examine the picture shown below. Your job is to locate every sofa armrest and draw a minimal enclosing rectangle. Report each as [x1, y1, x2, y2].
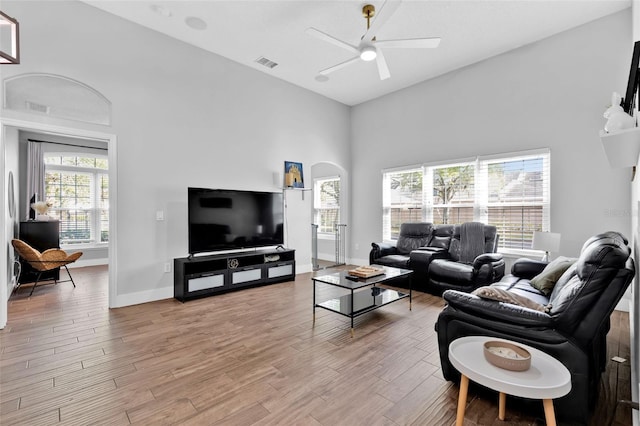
[511, 258, 548, 279]
[472, 253, 503, 269]
[410, 248, 449, 274]
[370, 242, 397, 263]
[442, 289, 553, 327]
[471, 253, 505, 285]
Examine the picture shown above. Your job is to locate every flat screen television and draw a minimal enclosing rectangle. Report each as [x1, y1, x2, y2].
[188, 187, 284, 255]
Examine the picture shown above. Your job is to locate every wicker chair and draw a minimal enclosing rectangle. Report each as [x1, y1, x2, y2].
[12, 239, 83, 296]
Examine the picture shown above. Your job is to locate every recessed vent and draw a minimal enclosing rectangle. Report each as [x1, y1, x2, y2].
[25, 101, 50, 114]
[255, 56, 278, 69]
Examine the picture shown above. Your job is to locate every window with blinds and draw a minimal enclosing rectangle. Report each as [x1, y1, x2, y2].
[381, 149, 550, 254]
[314, 176, 341, 235]
[481, 153, 549, 250]
[429, 163, 475, 225]
[44, 154, 109, 246]
[382, 168, 423, 240]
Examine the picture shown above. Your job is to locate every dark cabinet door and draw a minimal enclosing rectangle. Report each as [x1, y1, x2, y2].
[19, 221, 61, 283]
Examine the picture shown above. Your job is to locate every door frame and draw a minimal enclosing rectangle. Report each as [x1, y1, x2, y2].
[0, 118, 118, 328]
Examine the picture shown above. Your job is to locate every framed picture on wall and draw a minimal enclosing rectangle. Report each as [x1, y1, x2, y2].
[284, 161, 304, 188]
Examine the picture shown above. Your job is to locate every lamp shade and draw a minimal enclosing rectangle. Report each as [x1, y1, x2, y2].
[532, 231, 561, 253]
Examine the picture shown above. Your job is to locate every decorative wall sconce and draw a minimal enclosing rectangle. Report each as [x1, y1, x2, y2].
[0, 11, 19, 64]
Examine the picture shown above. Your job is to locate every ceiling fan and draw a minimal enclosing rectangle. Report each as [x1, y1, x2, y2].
[306, 1, 441, 80]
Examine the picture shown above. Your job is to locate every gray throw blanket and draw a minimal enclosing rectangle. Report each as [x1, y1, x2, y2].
[460, 222, 486, 264]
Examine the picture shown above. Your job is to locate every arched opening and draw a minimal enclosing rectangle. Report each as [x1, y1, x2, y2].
[309, 161, 349, 270]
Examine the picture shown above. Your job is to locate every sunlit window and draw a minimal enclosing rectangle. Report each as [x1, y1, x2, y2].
[44, 154, 109, 246]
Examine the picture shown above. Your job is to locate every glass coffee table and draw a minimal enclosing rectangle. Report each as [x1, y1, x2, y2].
[312, 265, 413, 337]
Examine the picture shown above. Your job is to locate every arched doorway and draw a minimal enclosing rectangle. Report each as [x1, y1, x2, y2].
[309, 161, 349, 270]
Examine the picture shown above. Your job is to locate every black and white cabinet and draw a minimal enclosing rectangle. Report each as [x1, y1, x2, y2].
[174, 249, 295, 302]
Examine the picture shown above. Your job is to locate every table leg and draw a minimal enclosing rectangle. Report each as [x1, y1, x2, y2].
[498, 392, 506, 420]
[542, 399, 557, 426]
[350, 288, 354, 338]
[456, 374, 469, 426]
[409, 275, 413, 311]
[312, 280, 316, 324]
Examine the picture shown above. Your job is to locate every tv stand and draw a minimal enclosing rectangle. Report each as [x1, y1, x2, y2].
[174, 248, 295, 302]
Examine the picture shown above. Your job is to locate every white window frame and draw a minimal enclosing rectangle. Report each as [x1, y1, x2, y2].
[44, 153, 109, 248]
[382, 166, 423, 241]
[382, 149, 550, 256]
[313, 175, 341, 240]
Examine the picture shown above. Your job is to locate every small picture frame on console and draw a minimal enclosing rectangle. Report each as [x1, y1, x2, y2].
[284, 161, 304, 188]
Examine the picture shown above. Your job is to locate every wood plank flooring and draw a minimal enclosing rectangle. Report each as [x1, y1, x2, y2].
[0, 266, 633, 425]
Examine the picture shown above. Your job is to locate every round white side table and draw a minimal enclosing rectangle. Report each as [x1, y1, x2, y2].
[448, 336, 571, 426]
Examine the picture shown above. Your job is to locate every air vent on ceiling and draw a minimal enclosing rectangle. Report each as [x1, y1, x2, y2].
[255, 56, 278, 69]
[25, 101, 50, 114]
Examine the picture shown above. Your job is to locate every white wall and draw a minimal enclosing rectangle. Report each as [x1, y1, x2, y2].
[1, 1, 350, 307]
[629, 2, 639, 423]
[1, 126, 20, 327]
[349, 10, 633, 264]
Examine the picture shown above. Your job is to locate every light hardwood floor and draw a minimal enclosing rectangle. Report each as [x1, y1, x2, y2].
[0, 266, 632, 425]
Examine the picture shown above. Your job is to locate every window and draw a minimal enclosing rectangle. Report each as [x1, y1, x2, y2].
[429, 162, 475, 225]
[44, 154, 109, 246]
[382, 168, 422, 240]
[482, 153, 549, 250]
[382, 149, 550, 254]
[314, 176, 341, 235]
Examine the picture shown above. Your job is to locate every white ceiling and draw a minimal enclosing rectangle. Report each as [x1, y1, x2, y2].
[84, 0, 631, 106]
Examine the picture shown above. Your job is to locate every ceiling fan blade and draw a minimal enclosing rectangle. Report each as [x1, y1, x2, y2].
[375, 37, 441, 49]
[319, 56, 361, 76]
[375, 48, 390, 80]
[361, 0, 402, 44]
[306, 27, 359, 54]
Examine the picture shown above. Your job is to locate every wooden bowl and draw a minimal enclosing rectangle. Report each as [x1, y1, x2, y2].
[483, 341, 531, 371]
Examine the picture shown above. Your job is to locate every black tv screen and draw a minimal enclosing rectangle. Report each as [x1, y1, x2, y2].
[188, 188, 284, 254]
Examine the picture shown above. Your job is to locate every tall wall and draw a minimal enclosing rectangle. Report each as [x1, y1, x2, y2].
[0, 1, 350, 307]
[349, 10, 633, 263]
[629, 2, 639, 423]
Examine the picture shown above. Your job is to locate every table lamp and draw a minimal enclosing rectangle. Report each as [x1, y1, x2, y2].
[532, 231, 561, 262]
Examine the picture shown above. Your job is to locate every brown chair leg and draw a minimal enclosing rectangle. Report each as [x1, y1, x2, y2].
[64, 265, 77, 288]
[29, 272, 43, 296]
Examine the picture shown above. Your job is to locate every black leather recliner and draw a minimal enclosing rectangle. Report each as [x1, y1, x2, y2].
[369, 222, 433, 269]
[427, 223, 505, 294]
[435, 231, 635, 424]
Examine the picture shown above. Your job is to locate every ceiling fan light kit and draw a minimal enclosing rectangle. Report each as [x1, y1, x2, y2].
[360, 46, 377, 61]
[306, 1, 441, 81]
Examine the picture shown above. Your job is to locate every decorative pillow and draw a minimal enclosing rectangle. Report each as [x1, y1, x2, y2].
[530, 256, 577, 296]
[472, 286, 550, 313]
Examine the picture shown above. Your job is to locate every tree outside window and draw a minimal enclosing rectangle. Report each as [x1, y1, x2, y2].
[44, 154, 109, 246]
[431, 165, 474, 224]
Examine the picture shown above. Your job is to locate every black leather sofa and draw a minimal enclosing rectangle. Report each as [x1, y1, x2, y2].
[370, 222, 504, 294]
[435, 231, 635, 424]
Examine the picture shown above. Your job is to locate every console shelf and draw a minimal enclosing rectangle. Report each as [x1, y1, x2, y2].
[174, 248, 295, 302]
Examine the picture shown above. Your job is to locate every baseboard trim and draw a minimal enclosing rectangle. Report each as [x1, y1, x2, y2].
[111, 286, 173, 308]
[69, 258, 109, 269]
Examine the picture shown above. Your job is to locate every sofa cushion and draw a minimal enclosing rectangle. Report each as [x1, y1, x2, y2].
[395, 223, 433, 255]
[530, 256, 577, 296]
[375, 255, 410, 269]
[472, 286, 550, 313]
[429, 259, 474, 283]
[429, 236, 451, 250]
